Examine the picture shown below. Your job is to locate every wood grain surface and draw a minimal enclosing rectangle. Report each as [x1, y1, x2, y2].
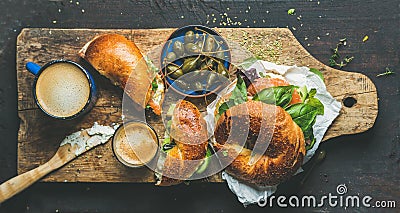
[16, 28, 378, 183]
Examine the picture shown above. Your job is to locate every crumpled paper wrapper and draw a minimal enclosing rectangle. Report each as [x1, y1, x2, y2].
[204, 60, 341, 206]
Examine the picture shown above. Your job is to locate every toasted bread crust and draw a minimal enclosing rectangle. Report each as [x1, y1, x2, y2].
[214, 101, 305, 186]
[156, 100, 208, 186]
[79, 34, 152, 109]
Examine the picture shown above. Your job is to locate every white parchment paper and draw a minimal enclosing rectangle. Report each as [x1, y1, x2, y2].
[204, 60, 342, 206]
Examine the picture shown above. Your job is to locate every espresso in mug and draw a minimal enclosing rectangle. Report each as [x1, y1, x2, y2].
[35, 62, 90, 118]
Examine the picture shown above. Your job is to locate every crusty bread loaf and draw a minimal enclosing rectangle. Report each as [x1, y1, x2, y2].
[156, 100, 208, 186]
[79, 34, 152, 110]
[214, 101, 305, 186]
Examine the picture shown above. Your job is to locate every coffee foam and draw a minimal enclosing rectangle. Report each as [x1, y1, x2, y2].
[35, 63, 90, 117]
[114, 122, 158, 166]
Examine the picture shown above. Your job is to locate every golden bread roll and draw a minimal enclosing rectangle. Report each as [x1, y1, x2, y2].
[156, 100, 208, 186]
[214, 100, 305, 186]
[79, 34, 159, 112]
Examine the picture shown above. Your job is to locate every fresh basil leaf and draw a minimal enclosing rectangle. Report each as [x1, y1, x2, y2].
[253, 86, 296, 109]
[286, 104, 319, 129]
[303, 89, 324, 115]
[309, 68, 324, 81]
[217, 76, 248, 115]
[297, 87, 324, 115]
[275, 86, 296, 108]
[285, 86, 325, 151]
[218, 102, 230, 115]
[286, 103, 320, 150]
[231, 76, 248, 105]
[298, 85, 308, 102]
[308, 88, 317, 97]
[252, 88, 274, 103]
[305, 97, 324, 115]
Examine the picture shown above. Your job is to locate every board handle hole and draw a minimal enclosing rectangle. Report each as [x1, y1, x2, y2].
[343, 97, 357, 108]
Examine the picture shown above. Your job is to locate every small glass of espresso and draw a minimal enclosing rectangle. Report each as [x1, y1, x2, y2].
[26, 60, 97, 119]
[112, 120, 160, 168]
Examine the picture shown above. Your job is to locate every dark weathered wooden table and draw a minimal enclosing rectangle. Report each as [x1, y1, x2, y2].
[0, 0, 398, 212]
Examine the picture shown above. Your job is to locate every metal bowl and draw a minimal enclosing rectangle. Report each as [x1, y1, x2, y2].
[160, 25, 232, 98]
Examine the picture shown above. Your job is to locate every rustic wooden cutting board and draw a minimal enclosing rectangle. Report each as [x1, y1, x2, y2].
[16, 28, 378, 183]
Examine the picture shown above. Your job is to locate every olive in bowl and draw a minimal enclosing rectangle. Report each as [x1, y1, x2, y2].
[160, 25, 232, 97]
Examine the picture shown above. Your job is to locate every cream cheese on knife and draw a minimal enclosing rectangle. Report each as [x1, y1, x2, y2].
[60, 122, 119, 156]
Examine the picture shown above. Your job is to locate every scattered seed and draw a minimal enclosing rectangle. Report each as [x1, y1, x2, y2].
[362, 35, 369, 42]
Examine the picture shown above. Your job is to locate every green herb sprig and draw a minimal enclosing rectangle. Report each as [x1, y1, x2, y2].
[376, 67, 395, 77]
[328, 38, 354, 69]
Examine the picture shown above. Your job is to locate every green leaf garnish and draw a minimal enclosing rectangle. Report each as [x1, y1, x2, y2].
[252, 85, 296, 109]
[285, 87, 324, 150]
[217, 76, 248, 115]
[309, 68, 324, 81]
[162, 136, 175, 152]
[151, 78, 158, 91]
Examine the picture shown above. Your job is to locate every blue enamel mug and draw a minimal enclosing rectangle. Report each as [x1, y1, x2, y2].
[26, 60, 97, 120]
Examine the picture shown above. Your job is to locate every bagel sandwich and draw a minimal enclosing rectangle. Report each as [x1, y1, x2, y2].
[155, 100, 209, 186]
[213, 68, 325, 186]
[79, 34, 164, 115]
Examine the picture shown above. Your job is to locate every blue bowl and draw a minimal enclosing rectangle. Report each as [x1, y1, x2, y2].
[160, 25, 231, 97]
